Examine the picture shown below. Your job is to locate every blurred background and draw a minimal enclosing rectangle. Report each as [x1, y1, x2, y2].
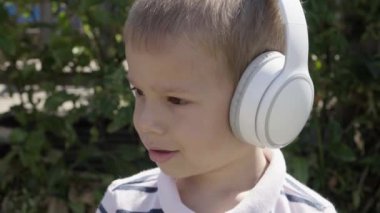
[0, 0, 379, 212]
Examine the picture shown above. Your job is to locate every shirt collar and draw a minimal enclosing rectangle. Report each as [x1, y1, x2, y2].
[228, 149, 286, 212]
[158, 170, 194, 213]
[158, 149, 286, 213]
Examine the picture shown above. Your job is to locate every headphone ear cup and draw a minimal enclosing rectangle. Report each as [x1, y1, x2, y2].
[256, 65, 314, 148]
[230, 51, 285, 147]
[230, 51, 314, 148]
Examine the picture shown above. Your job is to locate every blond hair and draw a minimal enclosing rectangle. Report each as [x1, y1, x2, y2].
[124, 0, 285, 84]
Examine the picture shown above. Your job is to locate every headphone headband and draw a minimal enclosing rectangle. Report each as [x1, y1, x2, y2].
[278, 0, 309, 74]
[229, 0, 313, 148]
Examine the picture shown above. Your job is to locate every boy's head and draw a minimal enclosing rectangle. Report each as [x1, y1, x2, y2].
[124, 0, 287, 178]
[124, 0, 285, 84]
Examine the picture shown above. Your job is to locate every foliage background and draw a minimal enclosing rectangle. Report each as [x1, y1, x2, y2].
[0, 0, 379, 212]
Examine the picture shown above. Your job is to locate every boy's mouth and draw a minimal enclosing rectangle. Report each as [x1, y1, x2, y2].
[147, 149, 178, 164]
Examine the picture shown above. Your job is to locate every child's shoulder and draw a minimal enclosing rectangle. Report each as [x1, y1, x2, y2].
[108, 167, 161, 190]
[280, 174, 336, 212]
[97, 168, 162, 213]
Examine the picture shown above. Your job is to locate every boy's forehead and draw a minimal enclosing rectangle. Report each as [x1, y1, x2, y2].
[125, 34, 223, 64]
[125, 37, 233, 91]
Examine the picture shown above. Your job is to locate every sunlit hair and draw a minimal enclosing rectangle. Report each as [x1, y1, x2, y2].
[124, 0, 285, 84]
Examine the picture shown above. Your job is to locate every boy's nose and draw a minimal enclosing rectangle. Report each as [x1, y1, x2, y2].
[133, 102, 166, 135]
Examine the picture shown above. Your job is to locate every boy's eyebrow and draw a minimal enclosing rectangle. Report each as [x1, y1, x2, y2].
[157, 85, 192, 94]
[126, 74, 193, 94]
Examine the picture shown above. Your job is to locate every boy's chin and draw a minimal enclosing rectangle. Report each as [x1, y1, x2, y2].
[157, 164, 195, 179]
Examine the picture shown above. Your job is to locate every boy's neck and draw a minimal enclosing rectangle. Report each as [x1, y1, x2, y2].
[176, 146, 268, 212]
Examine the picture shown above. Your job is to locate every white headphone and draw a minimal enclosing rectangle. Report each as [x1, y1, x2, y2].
[229, 0, 313, 148]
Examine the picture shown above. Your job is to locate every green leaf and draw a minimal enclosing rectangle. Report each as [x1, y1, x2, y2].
[25, 130, 46, 156]
[80, 0, 104, 11]
[366, 59, 380, 78]
[107, 106, 133, 133]
[90, 91, 119, 117]
[10, 128, 28, 144]
[69, 202, 85, 213]
[330, 142, 356, 162]
[325, 119, 343, 144]
[0, 33, 16, 56]
[0, 149, 17, 187]
[286, 155, 310, 183]
[44, 91, 78, 111]
[44, 149, 63, 164]
[352, 190, 361, 209]
[90, 126, 99, 143]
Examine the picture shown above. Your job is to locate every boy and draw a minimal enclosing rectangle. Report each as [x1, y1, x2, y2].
[97, 0, 336, 212]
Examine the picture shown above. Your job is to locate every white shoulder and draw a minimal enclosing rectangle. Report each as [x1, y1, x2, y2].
[109, 167, 160, 190]
[96, 168, 162, 213]
[280, 174, 336, 212]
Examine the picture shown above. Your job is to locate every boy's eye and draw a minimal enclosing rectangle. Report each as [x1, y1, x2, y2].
[167, 96, 187, 105]
[129, 86, 187, 105]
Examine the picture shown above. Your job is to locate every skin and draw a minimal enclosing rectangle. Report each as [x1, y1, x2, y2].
[126, 38, 268, 213]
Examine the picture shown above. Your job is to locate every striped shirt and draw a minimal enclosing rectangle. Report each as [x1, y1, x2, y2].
[97, 149, 336, 213]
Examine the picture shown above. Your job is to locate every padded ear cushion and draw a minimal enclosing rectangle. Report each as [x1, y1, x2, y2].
[230, 51, 285, 147]
[256, 64, 314, 148]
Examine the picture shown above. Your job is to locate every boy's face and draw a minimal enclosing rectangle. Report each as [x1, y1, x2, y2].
[126, 39, 253, 178]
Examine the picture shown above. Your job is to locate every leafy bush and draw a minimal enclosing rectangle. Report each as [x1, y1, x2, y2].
[0, 1, 153, 212]
[0, 0, 379, 212]
[284, 0, 380, 212]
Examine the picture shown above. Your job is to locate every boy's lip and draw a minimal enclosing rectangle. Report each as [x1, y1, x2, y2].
[147, 149, 179, 164]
